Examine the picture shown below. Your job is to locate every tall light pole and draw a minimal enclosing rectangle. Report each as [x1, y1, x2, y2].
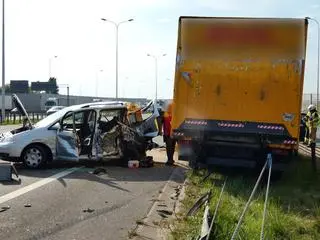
[49, 55, 58, 79]
[1, 0, 5, 123]
[101, 18, 134, 99]
[147, 53, 166, 100]
[307, 17, 320, 109]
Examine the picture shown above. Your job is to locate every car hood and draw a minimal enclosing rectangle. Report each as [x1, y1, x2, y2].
[12, 94, 34, 128]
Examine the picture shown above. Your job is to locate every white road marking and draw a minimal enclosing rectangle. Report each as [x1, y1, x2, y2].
[0, 167, 83, 205]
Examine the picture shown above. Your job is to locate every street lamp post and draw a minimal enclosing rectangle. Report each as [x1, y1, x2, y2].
[307, 17, 320, 109]
[49, 55, 58, 78]
[147, 53, 166, 100]
[101, 18, 133, 99]
[1, 0, 5, 123]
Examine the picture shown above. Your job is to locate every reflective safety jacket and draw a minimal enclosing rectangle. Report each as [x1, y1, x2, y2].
[308, 111, 319, 128]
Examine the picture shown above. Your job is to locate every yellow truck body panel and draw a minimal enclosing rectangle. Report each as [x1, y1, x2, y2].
[172, 17, 308, 141]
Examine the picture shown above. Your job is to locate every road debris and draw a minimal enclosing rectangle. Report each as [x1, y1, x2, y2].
[24, 204, 32, 208]
[82, 208, 95, 213]
[90, 167, 107, 175]
[0, 206, 10, 213]
[136, 219, 145, 225]
[157, 209, 173, 216]
[158, 212, 168, 218]
[157, 204, 167, 207]
[186, 191, 212, 217]
[139, 156, 154, 168]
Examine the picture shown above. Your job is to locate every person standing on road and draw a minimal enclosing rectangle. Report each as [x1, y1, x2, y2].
[163, 101, 176, 166]
[307, 104, 319, 147]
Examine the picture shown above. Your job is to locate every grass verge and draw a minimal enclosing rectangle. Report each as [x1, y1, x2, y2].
[170, 155, 320, 240]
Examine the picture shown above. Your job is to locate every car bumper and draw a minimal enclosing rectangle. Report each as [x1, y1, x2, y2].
[0, 142, 20, 161]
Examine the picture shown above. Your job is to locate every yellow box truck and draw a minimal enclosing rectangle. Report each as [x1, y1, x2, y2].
[172, 17, 308, 170]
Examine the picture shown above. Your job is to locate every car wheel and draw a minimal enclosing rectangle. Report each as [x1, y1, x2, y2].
[22, 145, 47, 169]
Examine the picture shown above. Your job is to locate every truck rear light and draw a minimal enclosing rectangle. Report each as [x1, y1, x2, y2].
[257, 125, 284, 130]
[185, 120, 208, 125]
[217, 123, 245, 128]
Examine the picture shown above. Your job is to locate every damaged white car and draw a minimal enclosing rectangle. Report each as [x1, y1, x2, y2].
[0, 94, 160, 168]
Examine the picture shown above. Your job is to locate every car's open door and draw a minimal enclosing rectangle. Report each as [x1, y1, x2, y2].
[132, 100, 160, 138]
[56, 111, 80, 161]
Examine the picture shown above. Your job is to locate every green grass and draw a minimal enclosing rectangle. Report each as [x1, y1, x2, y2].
[170, 155, 320, 240]
[1, 119, 42, 125]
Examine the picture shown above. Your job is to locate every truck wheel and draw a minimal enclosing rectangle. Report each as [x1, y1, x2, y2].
[22, 145, 47, 169]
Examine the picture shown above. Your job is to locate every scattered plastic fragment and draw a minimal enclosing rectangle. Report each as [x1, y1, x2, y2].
[83, 208, 95, 213]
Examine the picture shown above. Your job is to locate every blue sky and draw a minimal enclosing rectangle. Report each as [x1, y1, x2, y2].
[1, 0, 320, 98]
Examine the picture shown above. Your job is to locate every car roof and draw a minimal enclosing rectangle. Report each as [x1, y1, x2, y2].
[68, 101, 127, 111]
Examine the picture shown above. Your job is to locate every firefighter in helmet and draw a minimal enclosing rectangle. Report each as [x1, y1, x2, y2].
[307, 104, 319, 147]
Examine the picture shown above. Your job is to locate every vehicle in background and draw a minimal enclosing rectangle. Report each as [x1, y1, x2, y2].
[44, 97, 58, 111]
[0, 94, 160, 168]
[93, 99, 103, 102]
[172, 17, 308, 170]
[44, 97, 75, 111]
[46, 106, 66, 116]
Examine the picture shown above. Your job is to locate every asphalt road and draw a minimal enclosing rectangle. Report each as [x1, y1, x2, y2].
[0, 125, 177, 240]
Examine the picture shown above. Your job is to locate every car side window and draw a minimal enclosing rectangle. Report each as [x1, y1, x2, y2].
[61, 111, 84, 130]
[99, 109, 123, 123]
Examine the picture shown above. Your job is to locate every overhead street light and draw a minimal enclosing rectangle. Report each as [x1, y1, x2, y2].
[101, 18, 134, 99]
[307, 17, 320, 109]
[147, 53, 167, 100]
